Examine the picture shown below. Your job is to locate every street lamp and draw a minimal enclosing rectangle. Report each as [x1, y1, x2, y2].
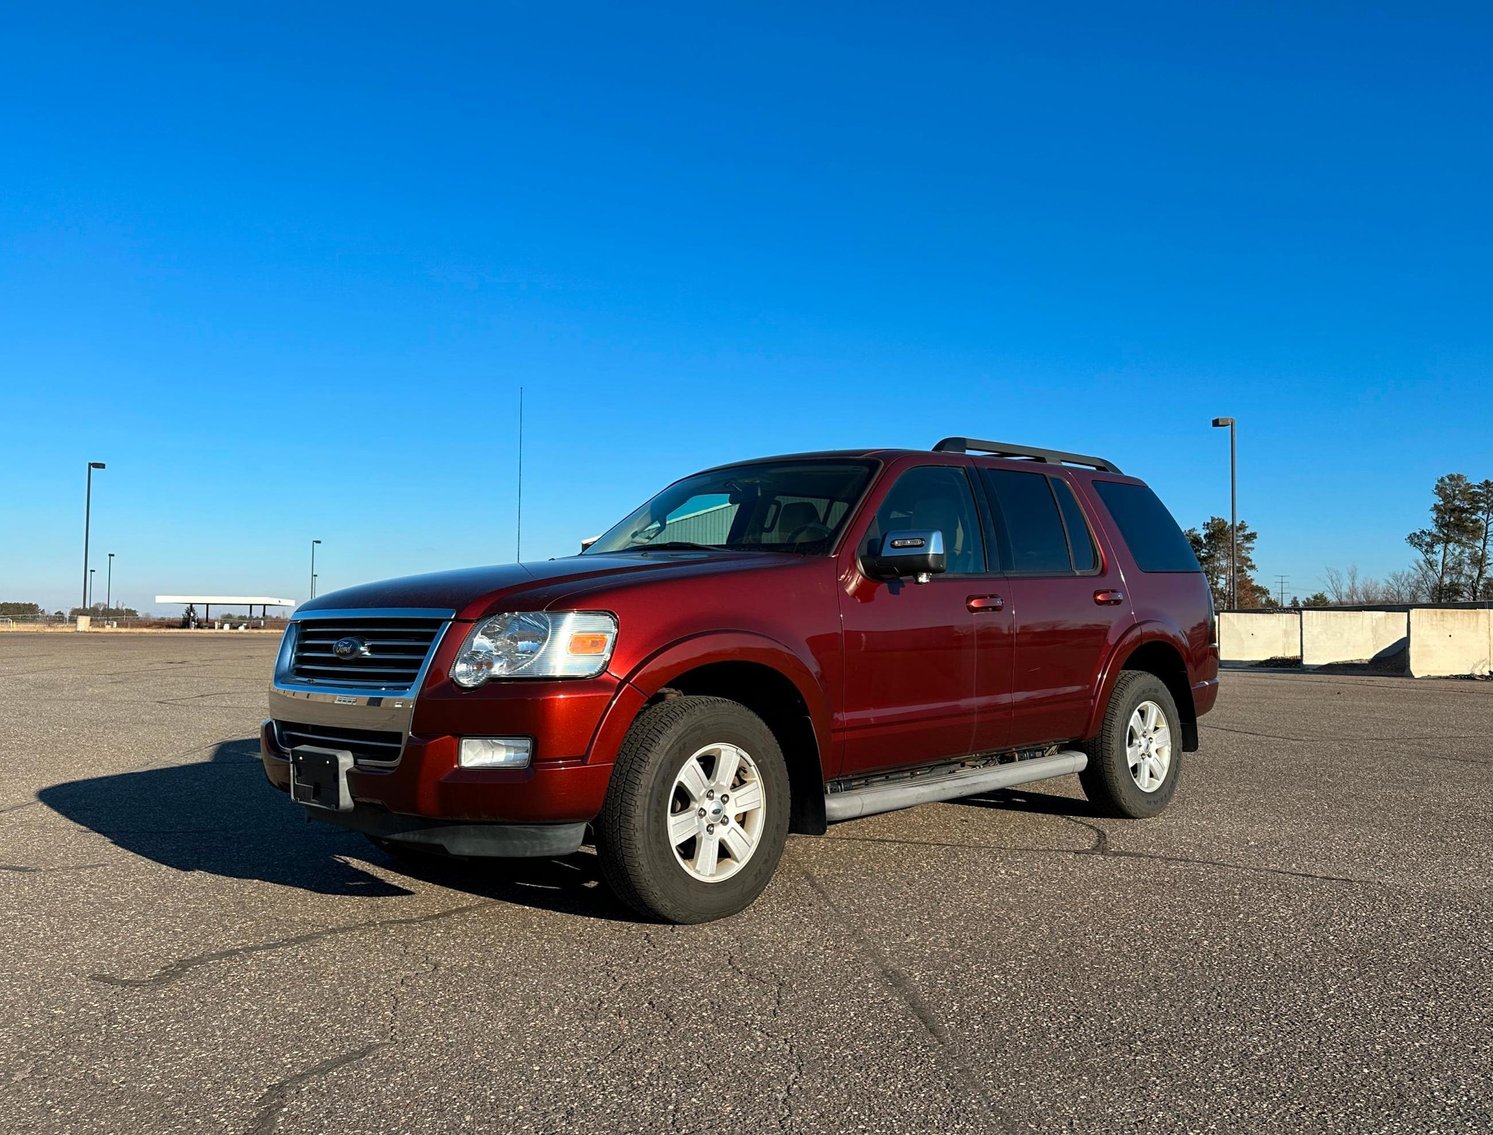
[82, 461, 106, 613]
[1210, 417, 1238, 609]
[107, 553, 115, 613]
[89, 568, 96, 608]
[310, 539, 322, 599]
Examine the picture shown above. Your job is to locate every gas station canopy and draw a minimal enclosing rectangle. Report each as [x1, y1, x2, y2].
[155, 595, 298, 618]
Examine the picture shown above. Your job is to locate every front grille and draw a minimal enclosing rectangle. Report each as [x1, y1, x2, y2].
[289, 617, 446, 689]
[277, 720, 404, 766]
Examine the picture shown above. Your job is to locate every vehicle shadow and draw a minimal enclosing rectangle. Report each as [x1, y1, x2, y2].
[38, 738, 633, 921]
[953, 785, 1102, 818]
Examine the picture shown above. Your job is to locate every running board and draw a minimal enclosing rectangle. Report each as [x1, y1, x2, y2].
[823, 750, 1089, 823]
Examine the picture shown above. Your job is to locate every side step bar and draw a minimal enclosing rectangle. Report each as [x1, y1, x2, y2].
[824, 750, 1089, 823]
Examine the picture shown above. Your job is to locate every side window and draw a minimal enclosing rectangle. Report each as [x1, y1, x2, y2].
[1092, 481, 1201, 573]
[981, 469, 1071, 574]
[1052, 479, 1099, 572]
[870, 466, 985, 575]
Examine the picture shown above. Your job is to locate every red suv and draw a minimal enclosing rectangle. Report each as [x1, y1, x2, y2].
[261, 438, 1218, 923]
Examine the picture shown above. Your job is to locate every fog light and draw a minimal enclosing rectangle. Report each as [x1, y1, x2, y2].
[459, 737, 533, 769]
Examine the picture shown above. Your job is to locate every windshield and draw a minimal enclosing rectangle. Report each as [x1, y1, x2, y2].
[585, 460, 876, 555]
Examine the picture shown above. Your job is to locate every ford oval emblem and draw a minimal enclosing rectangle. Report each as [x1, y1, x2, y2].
[333, 636, 367, 660]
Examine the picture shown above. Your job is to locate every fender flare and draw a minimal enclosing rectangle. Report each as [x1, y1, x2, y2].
[1086, 620, 1197, 742]
[587, 630, 832, 772]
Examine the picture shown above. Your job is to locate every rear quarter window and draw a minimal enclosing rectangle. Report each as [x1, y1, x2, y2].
[1092, 481, 1200, 573]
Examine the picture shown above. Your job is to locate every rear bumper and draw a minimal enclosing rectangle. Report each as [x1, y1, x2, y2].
[1192, 676, 1220, 717]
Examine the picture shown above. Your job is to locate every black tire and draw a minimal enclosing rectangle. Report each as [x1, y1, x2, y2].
[596, 696, 790, 924]
[1080, 671, 1183, 819]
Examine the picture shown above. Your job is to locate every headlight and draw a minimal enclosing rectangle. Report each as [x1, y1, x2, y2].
[450, 611, 618, 688]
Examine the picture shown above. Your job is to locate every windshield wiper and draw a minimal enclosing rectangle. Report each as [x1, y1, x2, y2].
[624, 541, 721, 553]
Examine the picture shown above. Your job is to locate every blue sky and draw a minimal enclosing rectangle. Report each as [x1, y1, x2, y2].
[2, 2, 1489, 613]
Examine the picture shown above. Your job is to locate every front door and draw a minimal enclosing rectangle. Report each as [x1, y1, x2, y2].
[838, 463, 1003, 775]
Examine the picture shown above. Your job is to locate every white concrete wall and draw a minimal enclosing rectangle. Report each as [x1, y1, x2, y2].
[1301, 610, 1408, 667]
[1408, 609, 1493, 677]
[1218, 611, 1300, 662]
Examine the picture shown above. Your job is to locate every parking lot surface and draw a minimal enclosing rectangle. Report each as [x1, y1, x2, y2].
[1, 633, 1489, 1134]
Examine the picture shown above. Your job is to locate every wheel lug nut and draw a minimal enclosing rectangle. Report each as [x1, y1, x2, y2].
[720, 794, 729, 803]
[706, 789, 714, 799]
[706, 824, 715, 834]
[698, 808, 706, 817]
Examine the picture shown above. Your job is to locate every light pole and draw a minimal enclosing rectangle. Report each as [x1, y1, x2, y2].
[1210, 417, 1237, 609]
[89, 568, 96, 608]
[107, 553, 115, 613]
[82, 461, 105, 613]
[310, 539, 322, 599]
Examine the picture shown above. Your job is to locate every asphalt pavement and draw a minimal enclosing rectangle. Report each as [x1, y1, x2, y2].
[1, 633, 1489, 1134]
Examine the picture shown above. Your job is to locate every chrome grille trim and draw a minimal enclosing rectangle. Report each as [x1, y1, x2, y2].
[268, 609, 456, 772]
[282, 611, 453, 693]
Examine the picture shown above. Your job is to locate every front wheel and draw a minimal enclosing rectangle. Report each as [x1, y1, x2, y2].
[596, 696, 790, 924]
[1080, 671, 1183, 819]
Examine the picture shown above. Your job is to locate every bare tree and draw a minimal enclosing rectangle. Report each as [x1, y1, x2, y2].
[1321, 565, 1428, 605]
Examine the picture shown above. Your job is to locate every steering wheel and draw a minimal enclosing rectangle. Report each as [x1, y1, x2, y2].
[786, 522, 833, 545]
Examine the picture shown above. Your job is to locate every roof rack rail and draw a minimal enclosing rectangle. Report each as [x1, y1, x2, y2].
[932, 437, 1122, 474]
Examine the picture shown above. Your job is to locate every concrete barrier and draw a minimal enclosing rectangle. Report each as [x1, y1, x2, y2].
[1408, 609, 1493, 677]
[75, 615, 91, 632]
[1301, 610, 1408, 667]
[1218, 611, 1300, 662]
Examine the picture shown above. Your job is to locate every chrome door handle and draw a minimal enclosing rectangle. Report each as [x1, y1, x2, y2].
[967, 595, 1004, 612]
[1094, 589, 1125, 605]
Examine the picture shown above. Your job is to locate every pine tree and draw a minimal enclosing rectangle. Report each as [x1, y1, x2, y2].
[1185, 517, 1267, 610]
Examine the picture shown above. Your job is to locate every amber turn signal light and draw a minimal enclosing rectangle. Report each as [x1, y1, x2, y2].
[568, 633, 610, 655]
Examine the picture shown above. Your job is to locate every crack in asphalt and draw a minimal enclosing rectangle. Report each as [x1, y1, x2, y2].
[0, 862, 105, 875]
[1203, 722, 1491, 746]
[725, 942, 804, 1130]
[826, 816, 1381, 888]
[91, 900, 495, 989]
[801, 870, 1021, 1133]
[248, 1042, 389, 1135]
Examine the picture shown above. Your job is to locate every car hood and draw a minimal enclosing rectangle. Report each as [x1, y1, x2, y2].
[297, 551, 792, 621]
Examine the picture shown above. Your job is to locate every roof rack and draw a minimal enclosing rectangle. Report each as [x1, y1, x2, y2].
[932, 437, 1122, 474]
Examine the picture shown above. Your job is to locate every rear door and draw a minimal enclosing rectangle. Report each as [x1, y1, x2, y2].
[976, 466, 1133, 747]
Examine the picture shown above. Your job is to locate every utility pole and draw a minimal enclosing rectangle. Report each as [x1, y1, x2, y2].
[1275, 574, 1288, 607]
[82, 461, 106, 613]
[310, 539, 322, 599]
[107, 553, 115, 612]
[1210, 418, 1237, 608]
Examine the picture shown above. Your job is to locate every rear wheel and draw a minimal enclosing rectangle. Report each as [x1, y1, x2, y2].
[596, 696, 789, 923]
[1080, 671, 1182, 818]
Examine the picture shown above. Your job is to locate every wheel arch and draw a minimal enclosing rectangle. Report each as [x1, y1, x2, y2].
[1092, 629, 1198, 751]
[592, 633, 830, 835]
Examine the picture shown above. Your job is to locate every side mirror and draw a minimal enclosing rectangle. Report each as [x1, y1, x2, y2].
[861, 530, 946, 583]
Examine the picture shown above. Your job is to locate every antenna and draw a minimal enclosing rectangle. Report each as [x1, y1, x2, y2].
[516, 386, 524, 562]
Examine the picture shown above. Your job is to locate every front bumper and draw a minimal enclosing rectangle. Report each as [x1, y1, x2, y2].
[262, 721, 615, 829]
[302, 802, 587, 858]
